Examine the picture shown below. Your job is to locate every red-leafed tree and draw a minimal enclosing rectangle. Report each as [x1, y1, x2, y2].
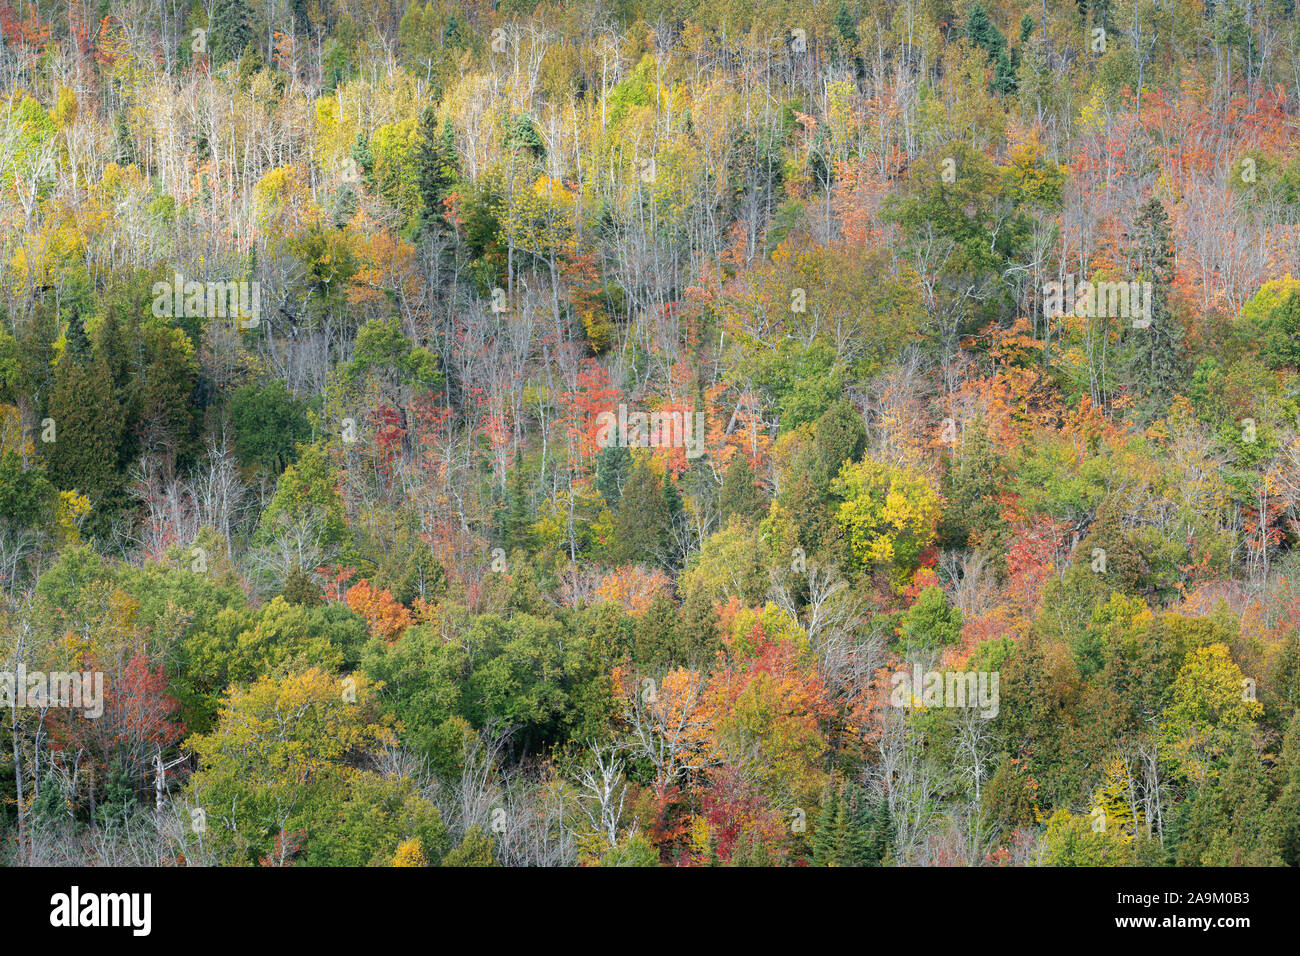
[48, 652, 187, 802]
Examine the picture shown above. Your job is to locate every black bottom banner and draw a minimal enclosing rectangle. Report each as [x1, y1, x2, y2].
[0, 865, 1283, 945]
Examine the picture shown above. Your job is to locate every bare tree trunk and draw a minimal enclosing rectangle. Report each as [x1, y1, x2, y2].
[10, 702, 25, 865]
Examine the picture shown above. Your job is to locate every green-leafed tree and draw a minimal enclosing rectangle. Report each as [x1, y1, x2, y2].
[443, 825, 499, 866]
[230, 380, 311, 475]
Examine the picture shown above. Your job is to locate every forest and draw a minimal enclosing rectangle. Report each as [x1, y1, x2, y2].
[1, 0, 1300, 869]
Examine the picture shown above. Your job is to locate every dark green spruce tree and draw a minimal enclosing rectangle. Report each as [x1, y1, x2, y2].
[937, 415, 1005, 551]
[416, 108, 460, 235]
[594, 443, 631, 508]
[993, 46, 1018, 94]
[1177, 735, 1279, 866]
[609, 459, 669, 565]
[1126, 196, 1186, 421]
[209, 0, 254, 65]
[503, 448, 531, 553]
[63, 307, 90, 363]
[966, 2, 1006, 58]
[719, 454, 764, 525]
[112, 113, 137, 167]
[43, 345, 125, 525]
[813, 398, 866, 487]
[1270, 712, 1300, 866]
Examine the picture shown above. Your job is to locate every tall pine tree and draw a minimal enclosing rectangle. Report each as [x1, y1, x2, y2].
[1126, 197, 1186, 421]
[416, 108, 460, 235]
[210, 0, 253, 66]
[719, 454, 764, 524]
[503, 448, 531, 553]
[1270, 713, 1300, 866]
[609, 459, 669, 566]
[43, 353, 126, 529]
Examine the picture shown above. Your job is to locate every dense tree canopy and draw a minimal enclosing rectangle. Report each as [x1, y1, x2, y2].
[2, 0, 1300, 872]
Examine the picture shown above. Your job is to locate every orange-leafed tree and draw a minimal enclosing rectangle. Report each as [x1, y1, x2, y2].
[596, 565, 672, 616]
[346, 579, 414, 643]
